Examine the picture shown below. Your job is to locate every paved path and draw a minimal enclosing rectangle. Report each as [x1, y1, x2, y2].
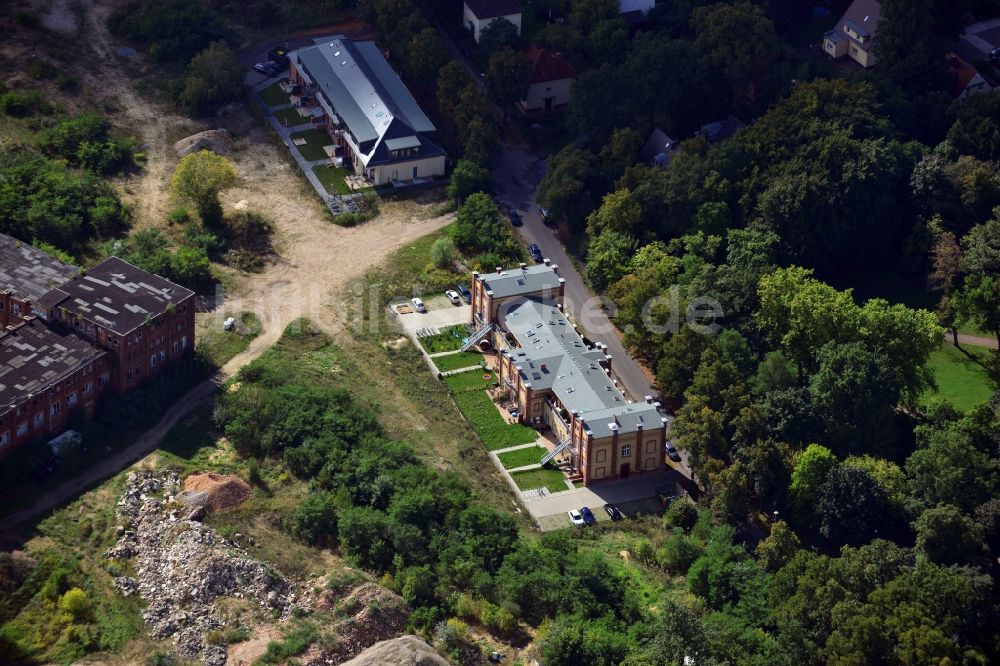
[954, 333, 998, 349]
[0, 334, 271, 540]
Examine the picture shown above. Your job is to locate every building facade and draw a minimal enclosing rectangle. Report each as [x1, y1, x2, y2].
[36, 257, 196, 393]
[823, 0, 880, 68]
[518, 45, 576, 116]
[463, 0, 523, 42]
[0, 235, 79, 329]
[0, 318, 109, 454]
[289, 37, 446, 186]
[0, 242, 196, 459]
[470, 264, 667, 485]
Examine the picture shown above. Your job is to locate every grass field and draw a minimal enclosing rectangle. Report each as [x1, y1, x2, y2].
[312, 164, 351, 194]
[452, 390, 538, 450]
[444, 369, 498, 392]
[421, 324, 469, 353]
[510, 467, 569, 493]
[197, 312, 261, 368]
[433, 351, 484, 373]
[922, 342, 997, 412]
[290, 128, 334, 161]
[260, 82, 290, 107]
[497, 446, 547, 469]
[273, 107, 310, 127]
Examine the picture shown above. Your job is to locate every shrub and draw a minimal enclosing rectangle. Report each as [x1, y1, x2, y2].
[59, 588, 90, 622]
[430, 236, 457, 269]
[481, 601, 516, 635]
[664, 501, 698, 533]
[454, 593, 480, 621]
[434, 618, 468, 652]
[291, 493, 339, 547]
[37, 113, 109, 159]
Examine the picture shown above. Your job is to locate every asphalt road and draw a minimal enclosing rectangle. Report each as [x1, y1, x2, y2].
[489, 145, 693, 479]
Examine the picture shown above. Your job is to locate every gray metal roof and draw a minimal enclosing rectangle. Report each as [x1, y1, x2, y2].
[384, 136, 421, 151]
[503, 300, 663, 438]
[464, 0, 523, 19]
[38, 257, 194, 335]
[295, 38, 435, 150]
[478, 264, 563, 299]
[0, 234, 79, 303]
[0, 317, 104, 411]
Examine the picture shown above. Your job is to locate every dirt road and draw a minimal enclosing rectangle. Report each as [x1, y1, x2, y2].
[0, 2, 455, 535]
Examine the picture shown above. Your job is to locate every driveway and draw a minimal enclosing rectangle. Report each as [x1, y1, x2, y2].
[958, 17, 1000, 63]
[522, 469, 688, 531]
[395, 296, 469, 337]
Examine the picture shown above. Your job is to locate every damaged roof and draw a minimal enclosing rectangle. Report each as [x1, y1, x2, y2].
[0, 234, 79, 303]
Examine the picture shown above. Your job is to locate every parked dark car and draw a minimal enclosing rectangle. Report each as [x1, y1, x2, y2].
[528, 243, 543, 262]
[603, 503, 623, 521]
[666, 442, 682, 463]
[539, 206, 554, 225]
[507, 206, 523, 227]
[992, 47, 1000, 63]
[580, 506, 597, 525]
[254, 61, 283, 77]
[457, 283, 472, 303]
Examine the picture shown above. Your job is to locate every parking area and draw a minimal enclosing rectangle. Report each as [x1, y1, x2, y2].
[524, 469, 687, 531]
[394, 295, 470, 337]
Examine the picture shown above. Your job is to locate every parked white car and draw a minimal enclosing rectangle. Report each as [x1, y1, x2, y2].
[567, 510, 585, 528]
[411, 297, 426, 313]
[445, 290, 461, 305]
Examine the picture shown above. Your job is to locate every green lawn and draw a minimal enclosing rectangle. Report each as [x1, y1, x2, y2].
[444, 369, 498, 392]
[421, 324, 470, 353]
[260, 82, 290, 107]
[451, 390, 538, 450]
[497, 445, 547, 469]
[290, 128, 334, 161]
[510, 467, 569, 493]
[273, 107, 310, 127]
[433, 351, 484, 373]
[922, 342, 997, 412]
[312, 164, 351, 194]
[197, 312, 262, 368]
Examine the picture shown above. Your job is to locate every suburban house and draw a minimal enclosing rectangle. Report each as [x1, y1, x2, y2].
[0, 235, 78, 329]
[288, 37, 446, 186]
[698, 115, 746, 143]
[467, 263, 668, 485]
[37, 257, 196, 393]
[639, 127, 677, 167]
[0, 241, 197, 458]
[0, 317, 109, 454]
[823, 0, 880, 68]
[619, 0, 655, 23]
[947, 52, 993, 98]
[518, 45, 576, 116]
[463, 0, 523, 42]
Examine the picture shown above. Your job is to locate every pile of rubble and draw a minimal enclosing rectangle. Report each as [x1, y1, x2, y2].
[174, 129, 232, 157]
[106, 470, 296, 665]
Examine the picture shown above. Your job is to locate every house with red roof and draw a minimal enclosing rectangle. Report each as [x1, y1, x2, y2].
[517, 45, 576, 116]
[946, 52, 992, 99]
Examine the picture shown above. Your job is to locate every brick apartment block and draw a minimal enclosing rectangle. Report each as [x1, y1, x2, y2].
[468, 262, 668, 486]
[0, 235, 196, 458]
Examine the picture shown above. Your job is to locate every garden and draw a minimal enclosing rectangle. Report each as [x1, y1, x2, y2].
[420, 324, 470, 353]
[290, 128, 335, 162]
[510, 468, 570, 494]
[445, 370, 537, 451]
[496, 445, 547, 470]
[432, 351, 484, 373]
[311, 164, 351, 195]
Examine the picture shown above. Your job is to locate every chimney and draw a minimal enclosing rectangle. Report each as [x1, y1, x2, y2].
[645, 395, 653, 403]
[551, 263, 559, 274]
[543, 258, 551, 266]
[540, 363, 547, 371]
[520, 262, 527, 270]
[496, 266, 502, 273]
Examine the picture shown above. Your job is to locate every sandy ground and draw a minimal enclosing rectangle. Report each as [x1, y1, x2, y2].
[0, 2, 455, 535]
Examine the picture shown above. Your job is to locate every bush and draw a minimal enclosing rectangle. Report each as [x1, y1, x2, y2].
[664, 501, 699, 533]
[481, 601, 516, 635]
[77, 136, 135, 175]
[109, 0, 231, 65]
[0, 91, 50, 117]
[430, 236, 457, 269]
[37, 113, 109, 159]
[59, 588, 90, 622]
[179, 41, 245, 115]
[291, 493, 338, 547]
[454, 593, 480, 621]
[434, 618, 468, 652]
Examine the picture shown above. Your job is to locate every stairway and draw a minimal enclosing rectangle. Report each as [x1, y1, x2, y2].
[461, 322, 494, 352]
[540, 436, 572, 466]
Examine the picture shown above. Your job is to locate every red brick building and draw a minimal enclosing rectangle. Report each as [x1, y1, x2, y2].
[469, 264, 667, 486]
[36, 257, 196, 393]
[0, 235, 79, 329]
[0, 240, 197, 458]
[0, 317, 109, 454]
